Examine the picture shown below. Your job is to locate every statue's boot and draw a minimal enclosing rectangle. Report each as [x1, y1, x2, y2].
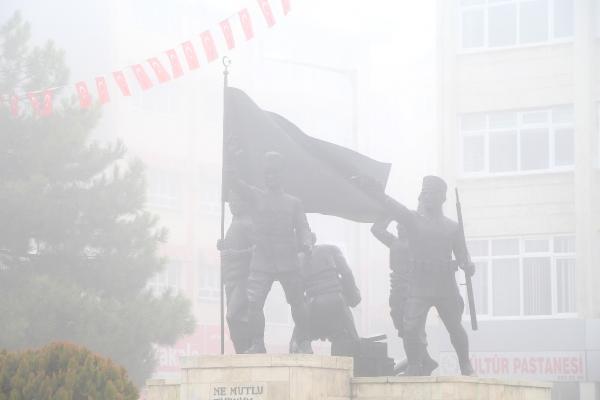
[459, 359, 476, 376]
[422, 353, 439, 376]
[404, 363, 424, 376]
[393, 358, 408, 375]
[291, 340, 313, 354]
[244, 339, 267, 354]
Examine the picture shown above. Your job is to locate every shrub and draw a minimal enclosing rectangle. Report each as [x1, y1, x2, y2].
[0, 342, 138, 400]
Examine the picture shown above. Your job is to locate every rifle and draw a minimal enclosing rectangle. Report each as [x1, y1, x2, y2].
[455, 188, 478, 331]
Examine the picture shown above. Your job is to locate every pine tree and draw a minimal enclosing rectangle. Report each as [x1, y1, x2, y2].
[0, 12, 195, 385]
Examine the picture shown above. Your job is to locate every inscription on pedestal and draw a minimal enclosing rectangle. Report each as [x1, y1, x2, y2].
[209, 383, 267, 400]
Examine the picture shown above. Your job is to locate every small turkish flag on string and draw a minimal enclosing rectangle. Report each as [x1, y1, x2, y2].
[75, 81, 92, 109]
[200, 31, 218, 62]
[28, 92, 41, 115]
[239, 9, 254, 40]
[113, 70, 131, 96]
[41, 90, 53, 116]
[96, 77, 110, 104]
[181, 41, 201, 70]
[132, 64, 154, 90]
[220, 19, 235, 50]
[282, 0, 291, 15]
[257, 0, 276, 27]
[166, 49, 184, 78]
[10, 95, 19, 116]
[147, 57, 171, 83]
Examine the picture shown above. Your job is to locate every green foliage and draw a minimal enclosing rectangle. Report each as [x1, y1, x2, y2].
[0, 12, 195, 385]
[0, 342, 138, 400]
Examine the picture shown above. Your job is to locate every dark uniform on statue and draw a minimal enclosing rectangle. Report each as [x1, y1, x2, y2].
[370, 219, 438, 375]
[218, 190, 265, 353]
[290, 233, 361, 351]
[362, 175, 475, 376]
[227, 151, 313, 354]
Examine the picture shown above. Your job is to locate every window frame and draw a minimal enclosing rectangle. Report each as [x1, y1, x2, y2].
[458, 0, 574, 53]
[463, 235, 577, 320]
[197, 262, 220, 303]
[458, 106, 575, 178]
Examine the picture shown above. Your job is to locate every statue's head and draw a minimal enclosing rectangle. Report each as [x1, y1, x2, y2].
[264, 151, 284, 190]
[418, 175, 447, 212]
[228, 189, 248, 217]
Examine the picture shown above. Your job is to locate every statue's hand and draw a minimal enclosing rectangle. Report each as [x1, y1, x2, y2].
[220, 249, 236, 262]
[351, 175, 384, 196]
[462, 261, 476, 277]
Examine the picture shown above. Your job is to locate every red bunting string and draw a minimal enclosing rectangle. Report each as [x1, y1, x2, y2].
[257, 0, 276, 27]
[239, 9, 254, 40]
[113, 70, 132, 96]
[76, 82, 92, 108]
[27, 92, 42, 115]
[181, 40, 201, 70]
[131, 64, 154, 90]
[147, 58, 171, 83]
[166, 49, 184, 79]
[200, 31, 218, 63]
[41, 90, 53, 116]
[220, 20, 235, 50]
[282, 0, 291, 15]
[96, 77, 110, 104]
[2, 0, 290, 117]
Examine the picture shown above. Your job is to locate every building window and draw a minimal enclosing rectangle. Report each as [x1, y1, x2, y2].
[198, 262, 220, 302]
[463, 235, 576, 318]
[147, 170, 183, 210]
[148, 261, 182, 296]
[460, 0, 574, 50]
[460, 106, 574, 176]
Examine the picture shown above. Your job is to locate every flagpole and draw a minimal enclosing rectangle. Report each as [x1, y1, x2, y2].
[220, 56, 231, 355]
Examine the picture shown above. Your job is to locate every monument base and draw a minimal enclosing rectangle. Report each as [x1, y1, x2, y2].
[145, 355, 552, 400]
[352, 376, 552, 400]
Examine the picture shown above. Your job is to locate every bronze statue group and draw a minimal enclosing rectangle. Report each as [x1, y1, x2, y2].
[218, 151, 476, 376]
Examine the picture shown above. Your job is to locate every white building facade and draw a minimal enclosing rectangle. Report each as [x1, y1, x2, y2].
[436, 0, 600, 398]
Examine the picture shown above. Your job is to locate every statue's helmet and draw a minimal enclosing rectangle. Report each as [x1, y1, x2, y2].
[421, 175, 447, 194]
[419, 175, 447, 206]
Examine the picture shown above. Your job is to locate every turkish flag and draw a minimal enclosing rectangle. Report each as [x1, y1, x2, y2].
[257, 0, 276, 27]
[10, 95, 19, 116]
[96, 77, 110, 104]
[75, 81, 92, 108]
[166, 49, 184, 78]
[239, 9, 254, 40]
[181, 41, 200, 70]
[132, 64, 154, 90]
[220, 19, 235, 50]
[27, 92, 41, 115]
[147, 57, 171, 84]
[41, 90, 53, 116]
[282, 0, 291, 15]
[200, 31, 218, 62]
[113, 70, 131, 96]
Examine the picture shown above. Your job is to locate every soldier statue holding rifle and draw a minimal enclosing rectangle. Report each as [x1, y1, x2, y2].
[358, 175, 476, 376]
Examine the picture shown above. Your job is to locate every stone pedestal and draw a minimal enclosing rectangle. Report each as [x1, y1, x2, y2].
[352, 376, 552, 400]
[145, 355, 553, 400]
[146, 379, 180, 400]
[180, 355, 353, 400]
